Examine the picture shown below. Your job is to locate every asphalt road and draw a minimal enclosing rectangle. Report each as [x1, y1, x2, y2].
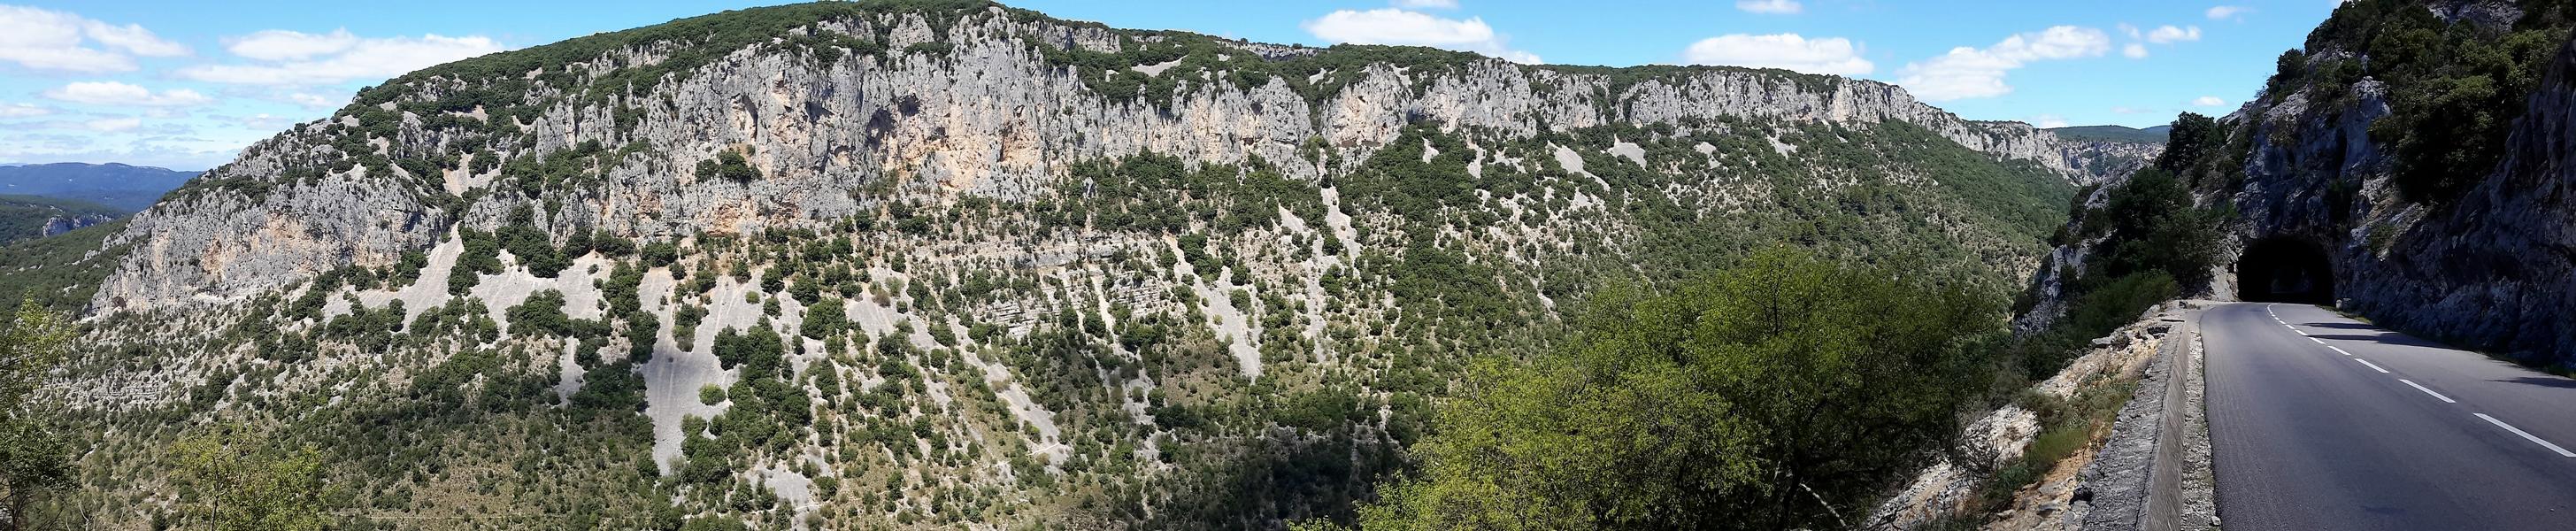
[2207, 303, 2576, 530]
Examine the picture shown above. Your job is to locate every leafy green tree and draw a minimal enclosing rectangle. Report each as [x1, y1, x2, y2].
[1350, 249, 1997, 530]
[2090, 167, 2225, 290]
[169, 425, 326, 531]
[802, 296, 846, 339]
[2152, 112, 2225, 177]
[0, 301, 72, 531]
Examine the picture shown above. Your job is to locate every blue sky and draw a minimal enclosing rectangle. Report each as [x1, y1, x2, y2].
[0, 0, 2341, 170]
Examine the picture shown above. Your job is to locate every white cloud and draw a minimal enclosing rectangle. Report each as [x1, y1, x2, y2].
[179, 33, 505, 85]
[1734, 0, 1803, 14]
[288, 92, 340, 109]
[82, 20, 190, 58]
[2146, 26, 2201, 44]
[2027, 114, 2070, 128]
[85, 117, 140, 132]
[0, 4, 190, 73]
[0, 103, 52, 118]
[1896, 26, 2111, 101]
[224, 28, 361, 61]
[2206, 6, 2249, 19]
[2123, 43, 2149, 58]
[1391, 0, 1458, 9]
[1302, 8, 1541, 64]
[1682, 34, 1873, 75]
[44, 81, 214, 106]
[238, 112, 291, 130]
[2191, 96, 2227, 106]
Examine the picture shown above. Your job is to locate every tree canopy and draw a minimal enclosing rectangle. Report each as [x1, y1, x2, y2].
[1343, 249, 2001, 530]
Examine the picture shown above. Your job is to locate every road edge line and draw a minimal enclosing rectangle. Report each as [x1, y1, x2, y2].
[2474, 413, 2576, 458]
[2397, 379, 2456, 404]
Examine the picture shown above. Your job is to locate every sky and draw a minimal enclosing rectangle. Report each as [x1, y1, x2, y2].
[0, 0, 2344, 170]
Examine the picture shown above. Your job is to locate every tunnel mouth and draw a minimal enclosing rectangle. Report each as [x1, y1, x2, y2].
[2237, 236, 2335, 304]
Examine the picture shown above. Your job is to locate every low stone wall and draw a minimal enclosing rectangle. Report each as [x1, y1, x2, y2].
[1867, 301, 2211, 530]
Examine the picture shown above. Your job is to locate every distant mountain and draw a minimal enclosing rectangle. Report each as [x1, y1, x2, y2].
[0, 194, 119, 247]
[2048, 125, 2172, 143]
[0, 163, 198, 212]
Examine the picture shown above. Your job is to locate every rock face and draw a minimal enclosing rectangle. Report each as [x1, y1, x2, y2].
[2056, 139, 2164, 186]
[40, 213, 111, 236]
[35, 3, 2167, 528]
[2330, 37, 2576, 359]
[93, 3, 2129, 313]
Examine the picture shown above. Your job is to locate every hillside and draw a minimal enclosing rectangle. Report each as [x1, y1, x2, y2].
[25, 2, 2156, 529]
[0, 194, 119, 247]
[0, 162, 199, 212]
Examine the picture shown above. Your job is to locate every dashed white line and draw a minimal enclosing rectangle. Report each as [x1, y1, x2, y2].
[2328, 346, 2352, 357]
[2475, 413, 2576, 458]
[2399, 379, 2457, 404]
[2356, 358, 2390, 373]
[2309, 337, 2326, 344]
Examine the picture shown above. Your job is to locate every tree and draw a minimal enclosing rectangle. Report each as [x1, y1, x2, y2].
[802, 297, 846, 339]
[169, 425, 326, 531]
[2152, 112, 2224, 178]
[2097, 168, 2222, 288]
[0, 300, 72, 531]
[1349, 249, 1998, 530]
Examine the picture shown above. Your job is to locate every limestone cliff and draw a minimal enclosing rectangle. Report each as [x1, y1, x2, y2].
[95, 2, 2126, 313]
[33, 2, 2157, 527]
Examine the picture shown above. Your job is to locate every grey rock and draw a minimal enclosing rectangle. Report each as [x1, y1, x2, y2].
[87, 6, 2139, 313]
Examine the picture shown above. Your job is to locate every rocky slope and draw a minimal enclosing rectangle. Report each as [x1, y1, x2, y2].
[2324, 35, 2576, 360]
[35, 1, 2156, 528]
[95, 4, 2127, 313]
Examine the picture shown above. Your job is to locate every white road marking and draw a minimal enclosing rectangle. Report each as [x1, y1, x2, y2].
[2399, 379, 2457, 404]
[2475, 413, 2576, 458]
[2295, 329, 2309, 336]
[2356, 358, 2390, 373]
[2328, 346, 2352, 357]
[2310, 337, 2326, 344]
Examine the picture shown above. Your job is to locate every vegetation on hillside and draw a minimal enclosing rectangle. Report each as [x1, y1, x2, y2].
[2265, 0, 2574, 204]
[0, 302, 74, 530]
[0, 220, 130, 322]
[12, 1, 2118, 529]
[0, 195, 121, 248]
[1336, 249, 2001, 531]
[2018, 113, 2226, 381]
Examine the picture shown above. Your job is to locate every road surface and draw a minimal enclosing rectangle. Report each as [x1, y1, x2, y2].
[2207, 303, 2576, 529]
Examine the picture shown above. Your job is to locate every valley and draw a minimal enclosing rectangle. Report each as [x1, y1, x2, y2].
[3, 0, 2573, 530]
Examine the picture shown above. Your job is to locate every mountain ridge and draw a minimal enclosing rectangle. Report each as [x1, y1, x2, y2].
[91, 1, 2133, 314]
[30, 2, 2161, 529]
[0, 162, 200, 212]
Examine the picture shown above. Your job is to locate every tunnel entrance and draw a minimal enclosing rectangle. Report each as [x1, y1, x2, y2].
[2237, 237, 2335, 304]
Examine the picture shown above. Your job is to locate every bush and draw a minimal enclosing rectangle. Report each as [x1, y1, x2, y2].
[695, 150, 760, 182]
[449, 228, 501, 295]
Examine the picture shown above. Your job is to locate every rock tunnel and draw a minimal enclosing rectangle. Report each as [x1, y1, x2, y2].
[2236, 237, 2336, 304]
